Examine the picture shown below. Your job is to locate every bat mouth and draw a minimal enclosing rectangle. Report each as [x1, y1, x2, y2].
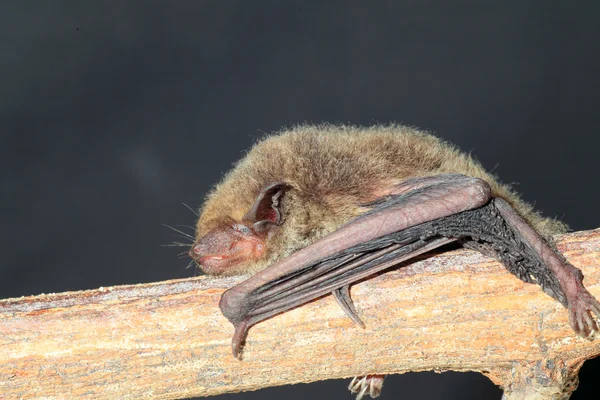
[187, 246, 226, 262]
[187, 244, 232, 273]
[200, 255, 225, 262]
[196, 254, 233, 274]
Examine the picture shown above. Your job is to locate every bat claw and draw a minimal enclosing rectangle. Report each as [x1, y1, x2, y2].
[332, 285, 365, 328]
[348, 375, 385, 400]
[567, 288, 600, 339]
[232, 320, 251, 359]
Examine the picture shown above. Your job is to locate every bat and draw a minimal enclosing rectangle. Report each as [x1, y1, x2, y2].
[188, 125, 600, 399]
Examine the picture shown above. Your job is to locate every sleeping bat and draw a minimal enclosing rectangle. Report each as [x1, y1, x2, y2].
[188, 124, 600, 399]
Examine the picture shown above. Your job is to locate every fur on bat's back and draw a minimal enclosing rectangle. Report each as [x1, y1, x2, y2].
[197, 124, 566, 269]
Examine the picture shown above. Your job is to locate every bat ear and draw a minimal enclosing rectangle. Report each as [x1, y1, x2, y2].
[242, 182, 291, 230]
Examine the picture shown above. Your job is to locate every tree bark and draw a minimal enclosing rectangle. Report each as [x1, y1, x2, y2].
[1, 229, 599, 400]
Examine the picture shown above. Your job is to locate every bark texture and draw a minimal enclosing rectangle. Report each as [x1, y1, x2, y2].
[1, 229, 599, 399]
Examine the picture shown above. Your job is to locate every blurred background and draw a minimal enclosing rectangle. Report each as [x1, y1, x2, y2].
[1, 1, 599, 399]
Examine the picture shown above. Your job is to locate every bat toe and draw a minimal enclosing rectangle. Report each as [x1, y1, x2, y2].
[348, 374, 385, 400]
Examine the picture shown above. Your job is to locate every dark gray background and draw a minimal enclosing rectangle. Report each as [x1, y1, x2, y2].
[1, 1, 599, 399]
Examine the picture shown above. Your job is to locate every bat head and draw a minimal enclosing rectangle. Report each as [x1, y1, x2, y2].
[190, 182, 290, 275]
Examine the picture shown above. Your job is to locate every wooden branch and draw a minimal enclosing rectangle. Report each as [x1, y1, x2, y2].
[1, 230, 599, 400]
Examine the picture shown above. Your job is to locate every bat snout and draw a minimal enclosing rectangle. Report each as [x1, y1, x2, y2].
[188, 241, 231, 275]
[189, 224, 266, 275]
[188, 242, 216, 259]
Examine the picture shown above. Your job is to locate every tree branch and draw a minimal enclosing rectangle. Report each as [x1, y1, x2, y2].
[1, 229, 599, 399]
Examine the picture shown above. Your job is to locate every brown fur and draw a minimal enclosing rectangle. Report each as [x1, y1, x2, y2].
[195, 124, 566, 274]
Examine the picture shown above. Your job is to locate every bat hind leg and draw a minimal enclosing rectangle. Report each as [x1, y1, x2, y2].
[456, 198, 600, 337]
[491, 198, 600, 337]
[348, 374, 385, 400]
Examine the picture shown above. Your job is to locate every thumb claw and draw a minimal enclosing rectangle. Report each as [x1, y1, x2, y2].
[332, 285, 366, 328]
[232, 320, 250, 359]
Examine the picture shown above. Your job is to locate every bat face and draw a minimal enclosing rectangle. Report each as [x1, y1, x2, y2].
[190, 182, 290, 276]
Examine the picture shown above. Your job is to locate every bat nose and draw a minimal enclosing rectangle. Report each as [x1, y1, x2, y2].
[188, 244, 200, 259]
[189, 242, 231, 274]
[188, 243, 209, 263]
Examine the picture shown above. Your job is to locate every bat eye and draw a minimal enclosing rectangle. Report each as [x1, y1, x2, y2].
[233, 224, 251, 234]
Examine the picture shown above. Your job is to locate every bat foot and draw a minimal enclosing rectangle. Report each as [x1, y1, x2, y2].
[567, 287, 600, 338]
[348, 374, 385, 400]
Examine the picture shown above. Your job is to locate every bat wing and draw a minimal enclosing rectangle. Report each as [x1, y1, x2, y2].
[220, 174, 492, 358]
[220, 173, 600, 358]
